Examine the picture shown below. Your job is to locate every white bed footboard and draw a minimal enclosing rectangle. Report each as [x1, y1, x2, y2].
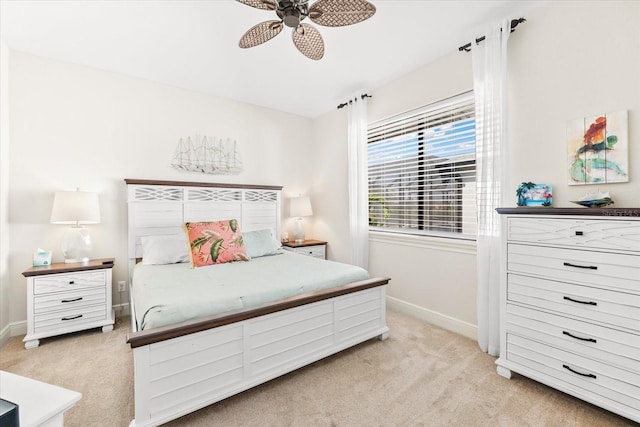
[129, 285, 388, 427]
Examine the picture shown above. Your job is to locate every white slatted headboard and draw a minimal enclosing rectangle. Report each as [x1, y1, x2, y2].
[125, 179, 282, 277]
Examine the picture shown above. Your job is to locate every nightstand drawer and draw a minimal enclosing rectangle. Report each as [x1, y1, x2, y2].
[293, 246, 325, 258]
[508, 274, 640, 331]
[34, 271, 106, 294]
[35, 287, 106, 314]
[34, 304, 107, 334]
[507, 218, 640, 252]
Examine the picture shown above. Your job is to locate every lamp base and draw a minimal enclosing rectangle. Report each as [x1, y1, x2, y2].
[293, 218, 305, 244]
[61, 226, 92, 264]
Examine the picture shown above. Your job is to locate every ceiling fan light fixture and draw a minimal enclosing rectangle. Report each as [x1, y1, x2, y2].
[282, 9, 302, 28]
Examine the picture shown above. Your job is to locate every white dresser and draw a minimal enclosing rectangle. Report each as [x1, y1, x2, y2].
[496, 208, 640, 423]
[22, 258, 115, 349]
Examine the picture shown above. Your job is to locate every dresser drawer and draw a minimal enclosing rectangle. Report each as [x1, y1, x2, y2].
[508, 274, 640, 331]
[508, 243, 639, 293]
[507, 334, 640, 411]
[507, 218, 640, 252]
[34, 271, 106, 294]
[34, 304, 107, 334]
[506, 304, 640, 372]
[34, 287, 106, 314]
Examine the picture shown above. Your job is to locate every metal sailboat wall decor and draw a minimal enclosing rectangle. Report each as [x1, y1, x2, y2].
[171, 135, 243, 175]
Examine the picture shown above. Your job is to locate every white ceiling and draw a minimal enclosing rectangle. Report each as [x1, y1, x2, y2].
[0, 0, 545, 118]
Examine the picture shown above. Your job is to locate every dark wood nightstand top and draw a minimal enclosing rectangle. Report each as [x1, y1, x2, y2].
[281, 240, 327, 248]
[22, 258, 115, 277]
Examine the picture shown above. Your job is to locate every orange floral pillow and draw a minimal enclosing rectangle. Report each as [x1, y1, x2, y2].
[183, 219, 249, 267]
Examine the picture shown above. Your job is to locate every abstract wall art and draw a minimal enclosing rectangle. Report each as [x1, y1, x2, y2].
[567, 110, 628, 185]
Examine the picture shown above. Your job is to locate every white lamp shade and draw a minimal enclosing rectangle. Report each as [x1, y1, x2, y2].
[50, 191, 101, 225]
[289, 196, 313, 218]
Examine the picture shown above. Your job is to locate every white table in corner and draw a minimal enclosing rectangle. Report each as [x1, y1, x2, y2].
[0, 370, 81, 427]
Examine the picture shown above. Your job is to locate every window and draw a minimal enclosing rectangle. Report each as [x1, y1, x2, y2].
[368, 91, 476, 239]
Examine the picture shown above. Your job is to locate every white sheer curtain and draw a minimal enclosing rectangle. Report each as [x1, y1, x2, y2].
[473, 19, 511, 356]
[347, 95, 369, 269]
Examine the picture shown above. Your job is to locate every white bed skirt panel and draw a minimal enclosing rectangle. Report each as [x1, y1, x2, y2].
[130, 285, 389, 426]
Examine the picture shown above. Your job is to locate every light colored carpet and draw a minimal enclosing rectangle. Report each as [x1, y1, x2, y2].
[0, 309, 635, 426]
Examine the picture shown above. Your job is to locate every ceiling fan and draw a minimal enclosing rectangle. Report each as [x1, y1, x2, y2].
[236, 0, 376, 60]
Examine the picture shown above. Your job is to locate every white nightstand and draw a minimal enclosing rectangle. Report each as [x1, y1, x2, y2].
[22, 258, 115, 349]
[282, 240, 327, 259]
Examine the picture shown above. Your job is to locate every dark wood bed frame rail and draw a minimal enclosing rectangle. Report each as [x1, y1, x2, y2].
[127, 277, 390, 348]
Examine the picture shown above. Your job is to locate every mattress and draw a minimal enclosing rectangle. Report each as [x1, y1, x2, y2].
[132, 251, 369, 330]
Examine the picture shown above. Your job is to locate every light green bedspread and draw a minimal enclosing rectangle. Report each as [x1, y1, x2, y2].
[132, 252, 369, 330]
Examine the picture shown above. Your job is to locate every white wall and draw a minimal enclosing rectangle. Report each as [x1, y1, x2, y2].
[0, 39, 11, 341]
[312, 0, 640, 339]
[509, 0, 640, 204]
[310, 110, 350, 262]
[7, 51, 314, 326]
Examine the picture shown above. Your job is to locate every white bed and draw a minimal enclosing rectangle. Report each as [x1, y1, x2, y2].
[125, 179, 390, 427]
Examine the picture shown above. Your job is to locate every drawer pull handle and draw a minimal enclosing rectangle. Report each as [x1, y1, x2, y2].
[563, 262, 597, 270]
[61, 297, 83, 303]
[61, 314, 83, 321]
[562, 364, 596, 379]
[562, 331, 597, 343]
[575, 231, 584, 236]
[563, 296, 597, 306]
[69, 281, 75, 284]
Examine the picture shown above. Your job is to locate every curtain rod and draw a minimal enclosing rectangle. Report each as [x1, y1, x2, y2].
[458, 18, 526, 52]
[337, 93, 372, 110]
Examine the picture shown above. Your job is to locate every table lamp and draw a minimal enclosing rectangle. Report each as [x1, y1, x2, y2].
[289, 195, 313, 243]
[50, 189, 100, 263]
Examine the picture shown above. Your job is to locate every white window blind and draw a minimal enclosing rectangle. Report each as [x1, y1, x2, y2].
[368, 91, 477, 239]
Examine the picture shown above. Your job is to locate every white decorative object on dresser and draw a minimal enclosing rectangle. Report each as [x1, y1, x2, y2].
[282, 239, 327, 259]
[22, 258, 115, 349]
[496, 207, 640, 423]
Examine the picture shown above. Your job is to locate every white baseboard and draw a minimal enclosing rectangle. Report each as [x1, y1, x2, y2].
[11, 321, 27, 337]
[113, 303, 131, 317]
[386, 296, 477, 341]
[0, 323, 9, 347]
[0, 320, 27, 347]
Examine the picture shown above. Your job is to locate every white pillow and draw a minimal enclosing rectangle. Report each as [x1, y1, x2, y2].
[243, 229, 282, 258]
[141, 234, 190, 265]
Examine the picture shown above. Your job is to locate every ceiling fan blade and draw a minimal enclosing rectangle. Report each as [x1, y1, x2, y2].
[292, 24, 324, 60]
[309, 0, 376, 27]
[239, 20, 284, 48]
[236, 0, 277, 11]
